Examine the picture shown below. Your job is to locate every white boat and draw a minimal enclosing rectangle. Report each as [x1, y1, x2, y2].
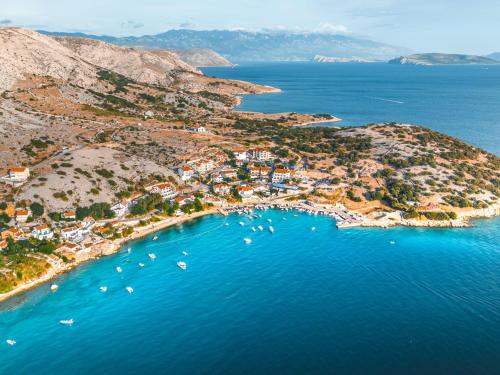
[153, 235, 159, 241]
[148, 253, 157, 260]
[138, 262, 145, 267]
[389, 240, 396, 245]
[127, 247, 132, 253]
[99, 286, 108, 292]
[50, 284, 59, 291]
[269, 226, 275, 233]
[239, 221, 245, 226]
[177, 261, 187, 270]
[267, 219, 272, 223]
[251, 227, 256, 232]
[224, 222, 230, 226]
[258, 225, 264, 231]
[282, 217, 287, 221]
[311, 227, 316, 232]
[116, 266, 123, 273]
[126, 286, 134, 293]
[182, 251, 188, 256]
[6, 339, 16, 346]
[60, 319, 74, 325]
[244, 238, 252, 244]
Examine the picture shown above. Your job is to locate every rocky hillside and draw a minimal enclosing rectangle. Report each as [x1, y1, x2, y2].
[169, 48, 234, 67]
[55, 36, 200, 87]
[0, 28, 97, 91]
[389, 53, 499, 65]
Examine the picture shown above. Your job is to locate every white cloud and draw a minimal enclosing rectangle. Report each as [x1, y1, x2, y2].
[315, 22, 350, 34]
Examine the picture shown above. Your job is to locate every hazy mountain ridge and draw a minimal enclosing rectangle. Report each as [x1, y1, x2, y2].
[487, 52, 500, 61]
[40, 29, 411, 62]
[389, 53, 499, 65]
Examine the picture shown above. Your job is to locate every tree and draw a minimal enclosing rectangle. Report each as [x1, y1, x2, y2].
[30, 202, 44, 217]
[194, 198, 203, 212]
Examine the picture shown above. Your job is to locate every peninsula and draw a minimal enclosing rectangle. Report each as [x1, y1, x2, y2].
[0, 28, 498, 300]
[389, 53, 500, 65]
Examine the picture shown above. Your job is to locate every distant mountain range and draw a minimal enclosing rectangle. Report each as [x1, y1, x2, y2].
[487, 52, 500, 61]
[389, 53, 499, 65]
[39, 29, 411, 62]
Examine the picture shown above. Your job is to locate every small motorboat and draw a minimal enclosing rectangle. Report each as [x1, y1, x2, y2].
[244, 238, 252, 244]
[60, 319, 74, 326]
[50, 284, 59, 292]
[177, 261, 187, 270]
[267, 219, 272, 223]
[127, 247, 132, 253]
[258, 225, 264, 231]
[153, 235, 159, 241]
[251, 227, 256, 232]
[311, 227, 316, 232]
[6, 339, 16, 346]
[148, 253, 157, 260]
[182, 251, 188, 256]
[269, 226, 275, 233]
[116, 266, 123, 273]
[239, 221, 245, 226]
[138, 263, 145, 267]
[224, 222, 230, 226]
[389, 240, 396, 245]
[126, 286, 134, 293]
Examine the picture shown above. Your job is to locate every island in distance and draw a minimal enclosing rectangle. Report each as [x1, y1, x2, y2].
[389, 53, 500, 65]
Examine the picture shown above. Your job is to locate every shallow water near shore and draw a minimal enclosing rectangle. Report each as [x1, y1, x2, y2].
[1, 210, 500, 374]
[204, 62, 500, 154]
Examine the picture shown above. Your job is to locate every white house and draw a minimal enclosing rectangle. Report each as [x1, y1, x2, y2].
[178, 165, 194, 181]
[213, 184, 231, 195]
[188, 125, 207, 133]
[61, 211, 76, 221]
[237, 185, 254, 199]
[249, 167, 272, 180]
[15, 209, 30, 223]
[194, 159, 214, 174]
[32, 224, 54, 240]
[250, 148, 272, 161]
[272, 168, 292, 184]
[111, 202, 128, 217]
[7, 166, 30, 182]
[60, 226, 86, 242]
[151, 183, 177, 199]
[233, 149, 248, 162]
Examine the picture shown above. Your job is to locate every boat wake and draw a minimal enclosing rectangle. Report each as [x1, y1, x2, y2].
[367, 96, 404, 104]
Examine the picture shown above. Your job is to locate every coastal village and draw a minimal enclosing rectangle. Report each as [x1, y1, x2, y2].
[0, 28, 499, 298]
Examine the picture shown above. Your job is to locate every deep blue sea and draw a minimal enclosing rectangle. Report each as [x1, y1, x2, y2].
[2, 63, 500, 374]
[204, 63, 500, 155]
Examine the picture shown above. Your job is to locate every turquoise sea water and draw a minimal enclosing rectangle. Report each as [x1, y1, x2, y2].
[1, 211, 500, 374]
[204, 63, 500, 155]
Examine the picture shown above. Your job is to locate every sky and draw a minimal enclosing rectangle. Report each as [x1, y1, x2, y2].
[1, 0, 499, 54]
